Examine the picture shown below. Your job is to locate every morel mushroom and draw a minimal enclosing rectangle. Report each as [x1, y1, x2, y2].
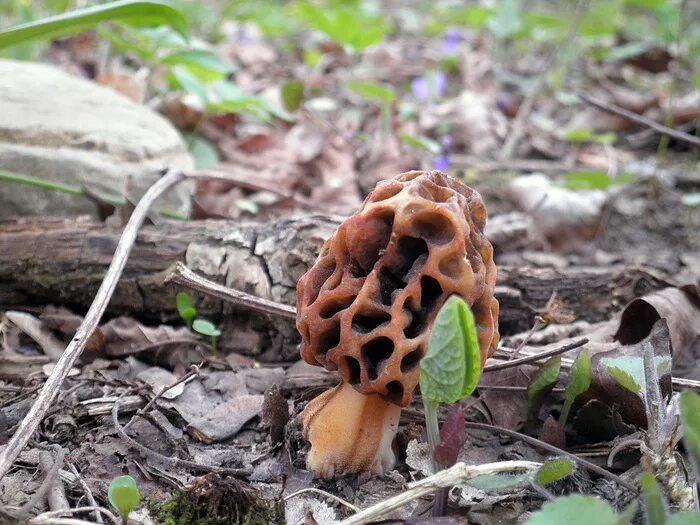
[296, 170, 499, 478]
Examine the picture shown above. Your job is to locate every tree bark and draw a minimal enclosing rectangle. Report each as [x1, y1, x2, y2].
[0, 216, 672, 361]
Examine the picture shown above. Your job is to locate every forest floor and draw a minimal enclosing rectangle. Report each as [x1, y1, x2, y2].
[1, 1, 700, 524]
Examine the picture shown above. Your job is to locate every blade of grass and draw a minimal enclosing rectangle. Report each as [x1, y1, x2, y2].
[0, 0, 188, 51]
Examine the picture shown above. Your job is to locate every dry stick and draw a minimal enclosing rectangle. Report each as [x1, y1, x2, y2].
[8, 444, 65, 521]
[579, 93, 700, 147]
[468, 422, 637, 491]
[122, 364, 200, 432]
[112, 391, 251, 477]
[168, 265, 700, 394]
[283, 488, 359, 512]
[28, 506, 120, 525]
[164, 262, 296, 320]
[338, 460, 542, 525]
[64, 461, 104, 525]
[483, 338, 588, 372]
[493, 343, 700, 393]
[0, 169, 187, 481]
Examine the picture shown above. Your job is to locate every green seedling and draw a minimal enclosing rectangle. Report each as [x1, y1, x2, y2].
[108, 475, 141, 525]
[192, 319, 221, 354]
[176, 291, 197, 329]
[420, 295, 482, 515]
[536, 458, 574, 487]
[559, 350, 591, 426]
[527, 355, 562, 422]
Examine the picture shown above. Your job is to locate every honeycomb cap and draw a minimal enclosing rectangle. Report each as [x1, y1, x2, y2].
[296, 170, 499, 406]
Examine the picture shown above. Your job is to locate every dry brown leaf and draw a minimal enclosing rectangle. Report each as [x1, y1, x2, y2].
[186, 394, 264, 444]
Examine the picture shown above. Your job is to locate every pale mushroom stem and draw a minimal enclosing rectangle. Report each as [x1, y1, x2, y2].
[301, 382, 403, 479]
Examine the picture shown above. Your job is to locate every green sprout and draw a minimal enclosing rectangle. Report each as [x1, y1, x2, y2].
[108, 475, 141, 525]
[419, 295, 482, 515]
[192, 319, 221, 353]
[176, 291, 197, 329]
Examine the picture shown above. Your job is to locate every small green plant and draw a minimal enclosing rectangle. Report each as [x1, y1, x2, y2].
[527, 355, 562, 423]
[419, 295, 482, 515]
[192, 319, 221, 354]
[559, 350, 591, 426]
[294, 1, 389, 53]
[176, 291, 197, 328]
[176, 291, 221, 353]
[108, 475, 141, 525]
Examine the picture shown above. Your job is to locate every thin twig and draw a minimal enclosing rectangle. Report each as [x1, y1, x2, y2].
[164, 262, 296, 320]
[284, 488, 359, 512]
[483, 338, 588, 372]
[579, 93, 700, 147]
[64, 461, 103, 524]
[28, 506, 120, 525]
[0, 169, 187, 481]
[122, 364, 200, 432]
[10, 444, 65, 520]
[510, 316, 546, 360]
[451, 155, 580, 173]
[112, 391, 251, 477]
[492, 341, 700, 392]
[468, 422, 637, 491]
[338, 460, 541, 525]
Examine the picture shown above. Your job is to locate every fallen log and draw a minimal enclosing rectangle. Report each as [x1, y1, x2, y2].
[0, 216, 672, 360]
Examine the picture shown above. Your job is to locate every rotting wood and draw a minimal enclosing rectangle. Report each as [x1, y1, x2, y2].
[0, 216, 672, 360]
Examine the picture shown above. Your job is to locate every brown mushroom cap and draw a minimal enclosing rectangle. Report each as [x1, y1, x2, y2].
[296, 170, 499, 407]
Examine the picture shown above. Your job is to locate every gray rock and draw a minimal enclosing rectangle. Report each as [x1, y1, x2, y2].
[0, 59, 193, 217]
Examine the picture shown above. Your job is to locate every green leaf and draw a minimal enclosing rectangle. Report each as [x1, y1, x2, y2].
[486, 0, 522, 40]
[161, 50, 233, 83]
[680, 391, 700, 470]
[601, 356, 671, 396]
[186, 134, 219, 170]
[295, 1, 386, 51]
[559, 351, 591, 426]
[170, 65, 209, 103]
[563, 171, 635, 191]
[281, 79, 305, 112]
[108, 475, 141, 518]
[666, 513, 700, 525]
[466, 472, 532, 491]
[525, 495, 619, 525]
[419, 295, 482, 405]
[681, 193, 700, 207]
[563, 129, 594, 142]
[528, 355, 562, 405]
[176, 291, 196, 325]
[606, 365, 641, 394]
[536, 458, 574, 486]
[0, 0, 188, 51]
[563, 129, 617, 145]
[640, 472, 668, 525]
[192, 319, 221, 337]
[346, 80, 396, 104]
[398, 133, 441, 155]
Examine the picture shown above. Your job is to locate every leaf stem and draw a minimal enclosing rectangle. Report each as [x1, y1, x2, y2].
[423, 398, 448, 515]
[423, 398, 440, 473]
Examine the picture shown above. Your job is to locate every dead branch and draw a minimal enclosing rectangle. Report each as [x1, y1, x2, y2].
[580, 93, 700, 147]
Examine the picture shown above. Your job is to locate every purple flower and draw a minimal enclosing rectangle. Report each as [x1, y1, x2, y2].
[442, 28, 461, 54]
[432, 154, 450, 171]
[411, 71, 447, 102]
[432, 134, 452, 171]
